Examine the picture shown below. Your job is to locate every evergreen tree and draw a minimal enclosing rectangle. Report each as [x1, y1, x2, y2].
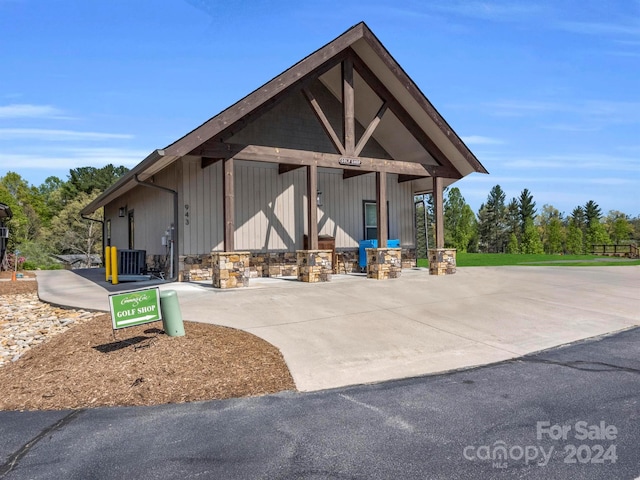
[505, 198, 520, 239]
[518, 188, 536, 235]
[584, 200, 602, 225]
[478, 185, 507, 253]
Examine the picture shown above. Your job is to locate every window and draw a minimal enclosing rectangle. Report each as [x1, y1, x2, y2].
[106, 219, 111, 247]
[128, 210, 135, 249]
[364, 202, 377, 240]
[363, 201, 390, 241]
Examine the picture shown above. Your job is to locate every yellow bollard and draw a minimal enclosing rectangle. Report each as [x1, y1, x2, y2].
[105, 246, 111, 282]
[111, 246, 118, 285]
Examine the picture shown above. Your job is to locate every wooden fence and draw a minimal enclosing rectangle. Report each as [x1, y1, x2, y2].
[591, 244, 638, 258]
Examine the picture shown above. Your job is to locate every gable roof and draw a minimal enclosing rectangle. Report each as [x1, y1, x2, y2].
[83, 22, 487, 215]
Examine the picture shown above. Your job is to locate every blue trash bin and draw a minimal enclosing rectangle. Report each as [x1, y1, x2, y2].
[359, 239, 400, 268]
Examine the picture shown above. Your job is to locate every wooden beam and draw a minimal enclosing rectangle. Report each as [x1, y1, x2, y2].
[343, 170, 370, 179]
[397, 174, 424, 183]
[350, 50, 462, 177]
[279, 164, 305, 175]
[424, 165, 462, 179]
[223, 158, 235, 252]
[376, 172, 388, 248]
[307, 165, 318, 249]
[433, 176, 444, 249]
[354, 102, 387, 157]
[202, 144, 432, 178]
[342, 57, 356, 156]
[201, 157, 222, 169]
[303, 87, 345, 155]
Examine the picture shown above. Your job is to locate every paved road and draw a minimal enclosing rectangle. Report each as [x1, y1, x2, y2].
[2, 327, 639, 479]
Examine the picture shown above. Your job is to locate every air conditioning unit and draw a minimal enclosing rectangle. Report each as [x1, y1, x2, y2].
[118, 249, 146, 275]
[0, 227, 8, 239]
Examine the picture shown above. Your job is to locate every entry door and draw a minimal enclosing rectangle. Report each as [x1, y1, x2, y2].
[128, 210, 135, 249]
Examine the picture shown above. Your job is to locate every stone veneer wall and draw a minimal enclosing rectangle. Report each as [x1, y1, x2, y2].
[297, 250, 332, 282]
[428, 248, 457, 275]
[179, 254, 213, 281]
[366, 248, 402, 280]
[178, 247, 416, 281]
[212, 251, 251, 288]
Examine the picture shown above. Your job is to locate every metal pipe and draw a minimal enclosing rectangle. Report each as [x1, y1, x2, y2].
[133, 175, 179, 282]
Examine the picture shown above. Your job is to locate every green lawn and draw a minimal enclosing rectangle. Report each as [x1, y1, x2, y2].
[416, 253, 640, 268]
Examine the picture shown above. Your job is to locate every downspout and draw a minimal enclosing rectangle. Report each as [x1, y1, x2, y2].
[81, 213, 104, 267]
[134, 174, 179, 282]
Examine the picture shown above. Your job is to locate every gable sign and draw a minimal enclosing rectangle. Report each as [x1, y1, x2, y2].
[109, 287, 162, 330]
[339, 157, 361, 166]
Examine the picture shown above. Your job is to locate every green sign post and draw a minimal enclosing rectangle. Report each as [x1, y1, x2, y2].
[109, 287, 162, 330]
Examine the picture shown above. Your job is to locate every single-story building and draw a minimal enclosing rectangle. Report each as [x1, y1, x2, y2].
[82, 22, 487, 287]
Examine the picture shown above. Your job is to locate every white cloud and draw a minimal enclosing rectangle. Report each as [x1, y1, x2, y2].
[460, 135, 505, 145]
[463, 175, 635, 186]
[0, 148, 147, 170]
[558, 21, 640, 37]
[422, 1, 546, 22]
[0, 104, 69, 119]
[0, 128, 134, 141]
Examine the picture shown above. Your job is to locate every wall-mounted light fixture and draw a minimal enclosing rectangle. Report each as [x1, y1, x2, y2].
[118, 206, 127, 218]
[316, 191, 323, 207]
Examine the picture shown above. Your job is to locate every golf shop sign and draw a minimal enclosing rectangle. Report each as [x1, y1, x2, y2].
[109, 287, 162, 329]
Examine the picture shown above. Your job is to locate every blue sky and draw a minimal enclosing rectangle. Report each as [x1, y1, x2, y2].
[1, 0, 638, 217]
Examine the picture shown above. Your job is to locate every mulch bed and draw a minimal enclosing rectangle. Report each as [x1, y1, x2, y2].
[0, 273, 296, 411]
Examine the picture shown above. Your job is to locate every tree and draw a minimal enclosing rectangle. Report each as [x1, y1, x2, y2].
[444, 187, 477, 252]
[62, 164, 129, 200]
[605, 210, 633, 244]
[566, 220, 584, 254]
[478, 185, 507, 253]
[42, 192, 103, 263]
[518, 188, 536, 235]
[506, 232, 519, 254]
[546, 217, 565, 254]
[584, 200, 602, 225]
[571, 206, 586, 230]
[585, 220, 611, 252]
[520, 218, 544, 254]
[537, 204, 564, 254]
[505, 198, 520, 238]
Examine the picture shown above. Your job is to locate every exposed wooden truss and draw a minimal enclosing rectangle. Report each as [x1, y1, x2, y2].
[200, 143, 440, 178]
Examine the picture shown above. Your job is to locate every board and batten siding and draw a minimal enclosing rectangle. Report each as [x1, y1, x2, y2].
[181, 159, 415, 254]
[181, 157, 224, 255]
[105, 163, 177, 255]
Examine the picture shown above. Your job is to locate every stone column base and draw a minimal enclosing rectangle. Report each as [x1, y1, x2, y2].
[212, 251, 251, 288]
[296, 250, 332, 282]
[428, 248, 457, 275]
[366, 248, 402, 280]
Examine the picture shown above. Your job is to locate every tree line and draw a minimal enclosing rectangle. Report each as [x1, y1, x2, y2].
[0, 166, 128, 270]
[416, 185, 639, 256]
